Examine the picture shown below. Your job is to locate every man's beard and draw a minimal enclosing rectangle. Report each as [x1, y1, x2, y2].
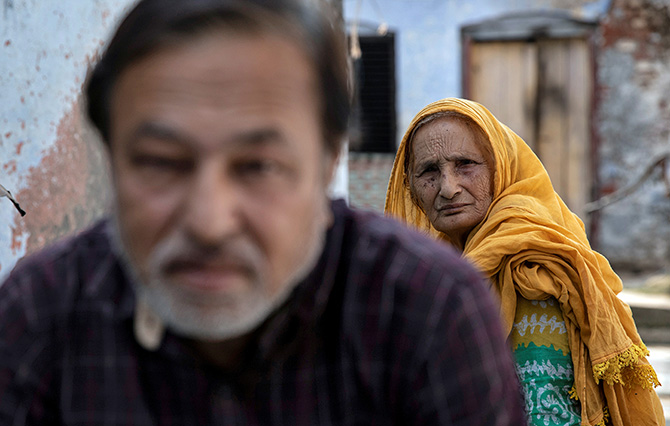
[108, 210, 328, 341]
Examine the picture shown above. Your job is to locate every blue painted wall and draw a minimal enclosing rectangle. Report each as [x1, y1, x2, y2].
[343, 0, 610, 144]
[0, 0, 136, 280]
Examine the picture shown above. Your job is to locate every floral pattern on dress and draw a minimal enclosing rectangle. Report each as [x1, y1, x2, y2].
[512, 296, 581, 426]
[516, 360, 581, 426]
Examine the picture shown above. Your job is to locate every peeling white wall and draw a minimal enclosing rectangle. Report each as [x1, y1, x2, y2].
[0, 0, 136, 280]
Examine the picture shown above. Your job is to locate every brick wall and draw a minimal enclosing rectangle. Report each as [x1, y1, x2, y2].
[348, 152, 396, 213]
[594, 0, 670, 271]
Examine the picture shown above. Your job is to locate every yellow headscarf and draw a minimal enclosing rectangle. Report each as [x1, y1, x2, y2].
[385, 98, 663, 426]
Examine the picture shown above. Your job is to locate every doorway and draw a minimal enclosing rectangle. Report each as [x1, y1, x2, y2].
[462, 11, 597, 223]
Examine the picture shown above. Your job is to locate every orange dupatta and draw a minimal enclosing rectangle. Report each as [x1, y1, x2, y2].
[385, 97, 663, 425]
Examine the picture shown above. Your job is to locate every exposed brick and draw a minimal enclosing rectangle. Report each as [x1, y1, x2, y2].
[348, 152, 395, 212]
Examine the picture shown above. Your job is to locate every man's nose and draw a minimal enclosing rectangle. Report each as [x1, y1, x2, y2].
[438, 169, 461, 199]
[182, 165, 241, 246]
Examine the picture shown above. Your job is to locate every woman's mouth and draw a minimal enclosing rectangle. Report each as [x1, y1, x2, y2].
[436, 203, 468, 215]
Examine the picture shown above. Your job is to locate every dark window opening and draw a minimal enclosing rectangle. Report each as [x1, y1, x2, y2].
[350, 34, 397, 153]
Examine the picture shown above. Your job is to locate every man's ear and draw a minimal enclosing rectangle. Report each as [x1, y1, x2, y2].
[324, 152, 340, 185]
[326, 142, 354, 207]
[323, 140, 345, 188]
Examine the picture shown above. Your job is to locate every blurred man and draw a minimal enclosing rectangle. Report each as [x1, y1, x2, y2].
[0, 0, 525, 424]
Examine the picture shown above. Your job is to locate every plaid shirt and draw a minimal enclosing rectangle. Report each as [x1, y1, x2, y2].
[0, 200, 524, 425]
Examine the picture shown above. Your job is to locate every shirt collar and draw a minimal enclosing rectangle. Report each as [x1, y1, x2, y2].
[134, 298, 165, 351]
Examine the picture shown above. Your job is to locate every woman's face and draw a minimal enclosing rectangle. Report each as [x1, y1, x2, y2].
[409, 116, 494, 249]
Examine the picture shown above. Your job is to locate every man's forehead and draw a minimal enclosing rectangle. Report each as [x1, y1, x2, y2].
[110, 31, 321, 145]
[121, 30, 316, 89]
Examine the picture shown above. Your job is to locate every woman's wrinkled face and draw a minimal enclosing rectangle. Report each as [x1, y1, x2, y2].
[409, 116, 494, 249]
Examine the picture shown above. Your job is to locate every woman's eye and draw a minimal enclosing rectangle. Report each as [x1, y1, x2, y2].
[457, 159, 477, 167]
[416, 165, 438, 177]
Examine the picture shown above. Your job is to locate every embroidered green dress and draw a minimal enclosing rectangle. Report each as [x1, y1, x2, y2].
[511, 295, 582, 426]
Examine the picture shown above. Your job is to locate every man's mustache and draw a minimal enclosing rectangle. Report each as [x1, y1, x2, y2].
[151, 236, 264, 277]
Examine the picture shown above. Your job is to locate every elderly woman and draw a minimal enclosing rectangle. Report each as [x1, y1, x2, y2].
[385, 98, 664, 426]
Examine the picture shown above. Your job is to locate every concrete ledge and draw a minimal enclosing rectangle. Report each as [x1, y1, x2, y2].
[638, 328, 670, 345]
[620, 290, 670, 344]
[619, 290, 670, 311]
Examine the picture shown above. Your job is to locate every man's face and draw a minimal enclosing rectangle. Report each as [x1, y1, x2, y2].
[108, 30, 336, 340]
[409, 116, 494, 249]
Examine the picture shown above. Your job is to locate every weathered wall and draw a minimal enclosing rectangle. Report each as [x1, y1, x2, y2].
[594, 0, 670, 270]
[0, 0, 136, 280]
[348, 152, 395, 212]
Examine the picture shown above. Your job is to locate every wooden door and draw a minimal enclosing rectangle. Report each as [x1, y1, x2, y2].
[464, 38, 593, 223]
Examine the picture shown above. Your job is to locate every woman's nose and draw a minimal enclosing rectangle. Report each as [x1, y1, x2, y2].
[437, 170, 461, 199]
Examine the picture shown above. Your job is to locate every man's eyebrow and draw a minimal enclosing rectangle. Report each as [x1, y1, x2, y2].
[130, 122, 192, 147]
[233, 128, 287, 147]
[129, 123, 288, 149]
